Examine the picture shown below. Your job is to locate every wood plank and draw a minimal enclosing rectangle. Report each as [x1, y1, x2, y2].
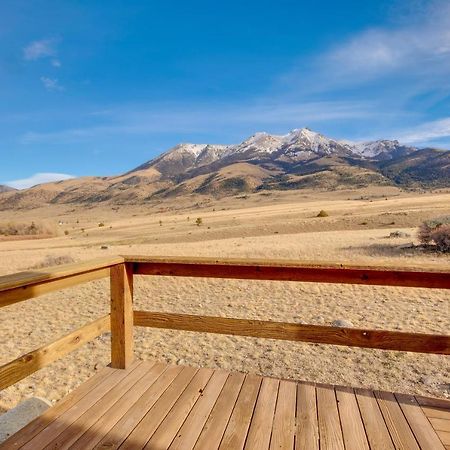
[134, 310, 450, 355]
[335, 386, 369, 450]
[0, 314, 110, 390]
[354, 388, 395, 450]
[244, 377, 279, 449]
[69, 362, 168, 449]
[169, 370, 229, 450]
[438, 431, 450, 445]
[0, 256, 124, 292]
[429, 418, 450, 432]
[269, 380, 296, 450]
[316, 384, 345, 450]
[420, 406, 450, 420]
[44, 361, 154, 449]
[19, 361, 141, 450]
[416, 396, 450, 410]
[110, 263, 134, 369]
[94, 364, 184, 449]
[0, 366, 115, 449]
[120, 366, 198, 449]
[144, 368, 214, 449]
[396, 393, 445, 450]
[374, 390, 420, 450]
[0, 268, 111, 309]
[297, 382, 319, 450]
[129, 256, 450, 289]
[219, 374, 262, 450]
[194, 372, 245, 450]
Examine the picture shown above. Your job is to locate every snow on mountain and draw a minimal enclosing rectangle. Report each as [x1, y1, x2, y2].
[161, 143, 210, 160]
[343, 139, 417, 160]
[223, 132, 283, 157]
[279, 128, 352, 159]
[131, 128, 420, 178]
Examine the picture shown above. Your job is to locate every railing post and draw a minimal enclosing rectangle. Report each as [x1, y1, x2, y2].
[110, 262, 134, 369]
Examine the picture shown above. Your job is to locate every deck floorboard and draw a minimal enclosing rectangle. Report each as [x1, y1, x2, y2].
[1, 359, 449, 450]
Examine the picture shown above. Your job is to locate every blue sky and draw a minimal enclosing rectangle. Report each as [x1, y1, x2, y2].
[1, 0, 450, 188]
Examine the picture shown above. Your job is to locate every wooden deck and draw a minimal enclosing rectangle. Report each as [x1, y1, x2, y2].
[2, 360, 449, 450]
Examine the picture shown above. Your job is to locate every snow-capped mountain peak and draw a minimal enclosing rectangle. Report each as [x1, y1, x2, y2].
[131, 127, 420, 177]
[164, 143, 209, 159]
[344, 139, 416, 160]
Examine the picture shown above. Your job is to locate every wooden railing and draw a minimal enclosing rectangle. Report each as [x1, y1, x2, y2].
[0, 256, 449, 390]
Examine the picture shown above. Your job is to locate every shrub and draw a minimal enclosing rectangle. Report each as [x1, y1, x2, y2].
[64, 230, 69, 236]
[195, 217, 202, 226]
[418, 216, 450, 252]
[431, 225, 450, 252]
[29, 255, 76, 269]
[98, 222, 105, 227]
[317, 210, 329, 218]
[0, 221, 54, 236]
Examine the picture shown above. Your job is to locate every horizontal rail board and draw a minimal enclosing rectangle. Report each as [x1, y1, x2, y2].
[0, 268, 112, 308]
[130, 258, 450, 289]
[134, 311, 450, 354]
[0, 256, 124, 292]
[0, 315, 110, 390]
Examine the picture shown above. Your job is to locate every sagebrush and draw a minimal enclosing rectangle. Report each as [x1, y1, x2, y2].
[418, 216, 450, 252]
[0, 221, 55, 236]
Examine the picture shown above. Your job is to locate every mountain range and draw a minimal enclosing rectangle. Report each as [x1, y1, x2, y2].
[1, 128, 449, 209]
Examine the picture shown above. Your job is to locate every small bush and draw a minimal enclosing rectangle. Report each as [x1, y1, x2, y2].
[64, 230, 69, 236]
[0, 221, 54, 236]
[195, 217, 202, 226]
[431, 225, 450, 252]
[98, 222, 105, 227]
[30, 255, 76, 269]
[418, 216, 450, 252]
[317, 210, 329, 218]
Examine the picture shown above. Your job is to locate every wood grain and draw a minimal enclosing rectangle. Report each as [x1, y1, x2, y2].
[355, 388, 395, 450]
[297, 382, 319, 450]
[128, 256, 450, 289]
[335, 386, 369, 450]
[316, 384, 345, 450]
[133, 310, 450, 354]
[0, 257, 123, 308]
[110, 263, 134, 369]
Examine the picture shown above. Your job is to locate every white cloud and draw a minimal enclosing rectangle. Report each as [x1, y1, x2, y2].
[4, 173, 75, 190]
[40, 77, 64, 91]
[290, 0, 450, 91]
[23, 39, 56, 61]
[395, 117, 450, 144]
[51, 59, 61, 67]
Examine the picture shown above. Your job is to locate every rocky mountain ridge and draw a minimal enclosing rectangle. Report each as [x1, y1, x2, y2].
[0, 128, 448, 209]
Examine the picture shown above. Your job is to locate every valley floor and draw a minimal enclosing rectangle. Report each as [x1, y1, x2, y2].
[0, 188, 449, 412]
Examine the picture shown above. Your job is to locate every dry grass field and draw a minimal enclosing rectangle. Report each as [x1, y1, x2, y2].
[0, 187, 449, 412]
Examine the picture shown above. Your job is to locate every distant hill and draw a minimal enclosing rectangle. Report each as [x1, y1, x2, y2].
[0, 128, 448, 210]
[0, 185, 16, 193]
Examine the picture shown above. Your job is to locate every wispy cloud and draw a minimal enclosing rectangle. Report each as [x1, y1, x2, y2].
[19, 99, 377, 144]
[23, 39, 57, 61]
[284, 0, 450, 94]
[40, 77, 64, 91]
[323, 12, 450, 80]
[394, 117, 450, 145]
[4, 173, 75, 190]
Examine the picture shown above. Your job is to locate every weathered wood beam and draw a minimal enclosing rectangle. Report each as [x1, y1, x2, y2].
[133, 311, 450, 354]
